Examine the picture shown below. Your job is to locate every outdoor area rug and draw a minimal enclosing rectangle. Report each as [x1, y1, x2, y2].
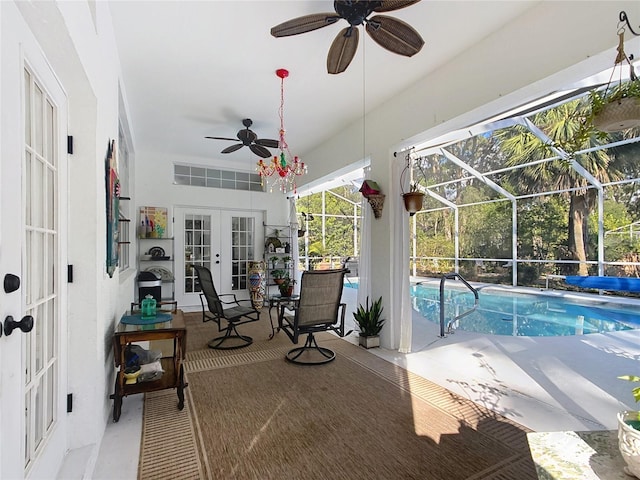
[138, 388, 203, 480]
[139, 311, 538, 479]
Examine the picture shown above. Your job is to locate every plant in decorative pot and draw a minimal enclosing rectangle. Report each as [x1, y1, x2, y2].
[587, 31, 640, 133]
[402, 184, 425, 216]
[269, 256, 279, 269]
[272, 269, 287, 285]
[278, 276, 296, 297]
[400, 152, 426, 216]
[352, 296, 385, 349]
[617, 374, 640, 478]
[588, 77, 640, 133]
[282, 256, 292, 269]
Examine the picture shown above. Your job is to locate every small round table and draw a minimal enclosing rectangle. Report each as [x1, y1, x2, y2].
[267, 294, 300, 339]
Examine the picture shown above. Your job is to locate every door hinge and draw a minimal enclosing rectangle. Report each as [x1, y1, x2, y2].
[67, 136, 73, 155]
[67, 394, 73, 413]
[67, 265, 73, 283]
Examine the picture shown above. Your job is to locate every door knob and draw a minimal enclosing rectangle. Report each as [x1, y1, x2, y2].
[4, 315, 34, 336]
[4, 274, 20, 293]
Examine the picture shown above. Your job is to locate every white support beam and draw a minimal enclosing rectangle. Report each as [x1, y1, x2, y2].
[440, 149, 516, 201]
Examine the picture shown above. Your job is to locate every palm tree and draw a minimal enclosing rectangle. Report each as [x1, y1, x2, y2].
[496, 100, 625, 275]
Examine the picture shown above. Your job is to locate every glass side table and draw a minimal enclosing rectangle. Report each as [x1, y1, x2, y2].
[267, 294, 299, 339]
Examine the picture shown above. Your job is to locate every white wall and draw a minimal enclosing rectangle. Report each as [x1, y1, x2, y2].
[134, 151, 289, 228]
[12, 0, 136, 465]
[301, 0, 640, 349]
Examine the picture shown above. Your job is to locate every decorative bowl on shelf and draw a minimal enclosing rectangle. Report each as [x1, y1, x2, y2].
[144, 267, 173, 281]
[123, 365, 141, 384]
[148, 246, 166, 258]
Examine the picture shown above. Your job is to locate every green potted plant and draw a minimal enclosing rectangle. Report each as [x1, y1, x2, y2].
[585, 34, 640, 133]
[618, 374, 640, 477]
[282, 256, 292, 269]
[278, 276, 296, 297]
[272, 269, 287, 285]
[269, 255, 279, 269]
[587, 78, 640, 133]
[352, 296, 385, 349]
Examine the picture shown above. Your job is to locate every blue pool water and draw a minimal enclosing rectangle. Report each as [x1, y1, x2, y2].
[411, 284, 639, 336]
[344, 279, 640, 336]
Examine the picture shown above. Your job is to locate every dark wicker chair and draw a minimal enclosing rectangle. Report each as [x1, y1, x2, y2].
[192, 265, 260, 350]
[277, 269, 351, 365]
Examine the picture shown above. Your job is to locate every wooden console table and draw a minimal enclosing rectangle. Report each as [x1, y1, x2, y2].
[110, 309, 188, 422]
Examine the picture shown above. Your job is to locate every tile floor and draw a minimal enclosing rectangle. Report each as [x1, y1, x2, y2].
[84, 284, 640, 479]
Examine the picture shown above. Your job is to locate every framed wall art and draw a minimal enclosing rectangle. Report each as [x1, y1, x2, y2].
[105, 139, 120, 278]
[138, 206, 168, 238]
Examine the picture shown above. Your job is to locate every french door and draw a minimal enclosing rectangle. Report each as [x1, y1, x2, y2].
[1, 17, 68, 480]
[174, 208, 264, 309]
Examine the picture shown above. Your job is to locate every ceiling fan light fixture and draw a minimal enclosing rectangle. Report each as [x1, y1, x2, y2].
[205, 118, 278, 158]
[257, 68, 306, 193]
[271, 0, 424, 74]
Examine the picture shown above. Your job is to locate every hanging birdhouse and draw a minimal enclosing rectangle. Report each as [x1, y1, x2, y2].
[359, 180, 384, 219]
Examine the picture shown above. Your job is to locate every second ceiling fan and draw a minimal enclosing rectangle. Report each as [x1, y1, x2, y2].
[205, 118, 278, 158]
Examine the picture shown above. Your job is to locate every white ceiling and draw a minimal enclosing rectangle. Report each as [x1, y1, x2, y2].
[109, 1, 538, 166]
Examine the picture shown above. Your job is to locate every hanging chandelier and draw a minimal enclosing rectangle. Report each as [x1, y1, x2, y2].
[257, 68, 306, 193]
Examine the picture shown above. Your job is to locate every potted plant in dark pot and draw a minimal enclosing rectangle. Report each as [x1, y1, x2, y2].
[278, 276, 296, 297]
[617, 374, 640, 477]
[352, 296, 385, 349]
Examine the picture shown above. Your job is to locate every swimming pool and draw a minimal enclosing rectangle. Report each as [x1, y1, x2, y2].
[411, 283, 640, 336]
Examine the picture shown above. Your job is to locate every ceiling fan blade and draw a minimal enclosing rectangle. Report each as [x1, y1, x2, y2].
[255, 138, 279, 149]
[205, 136, 237, 141]
[271, 13, 341, 37]
[327, 27, 359, 75]
[366, 15, 424, 57]
[250, 144, 273, 158]
[374, 0, 422, 13]
[221, 144, 244, 154]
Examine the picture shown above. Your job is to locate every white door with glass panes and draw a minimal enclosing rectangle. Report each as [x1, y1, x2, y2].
[175, 208, 264, 309]
[1, 17, 68, 480]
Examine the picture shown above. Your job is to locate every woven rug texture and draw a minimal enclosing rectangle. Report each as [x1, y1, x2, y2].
[138, 311, 537, 480]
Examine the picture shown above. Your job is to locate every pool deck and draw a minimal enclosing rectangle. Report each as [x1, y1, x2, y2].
[341, 282, 640, 433]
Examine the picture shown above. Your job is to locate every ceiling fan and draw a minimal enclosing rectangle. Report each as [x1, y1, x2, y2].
[270, 0, 425, 74]
[205, 118, 279, 158]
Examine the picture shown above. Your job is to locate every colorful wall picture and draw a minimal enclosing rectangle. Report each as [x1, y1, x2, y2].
[139, 206, 168, 238]
[106, 139, 120, 278]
